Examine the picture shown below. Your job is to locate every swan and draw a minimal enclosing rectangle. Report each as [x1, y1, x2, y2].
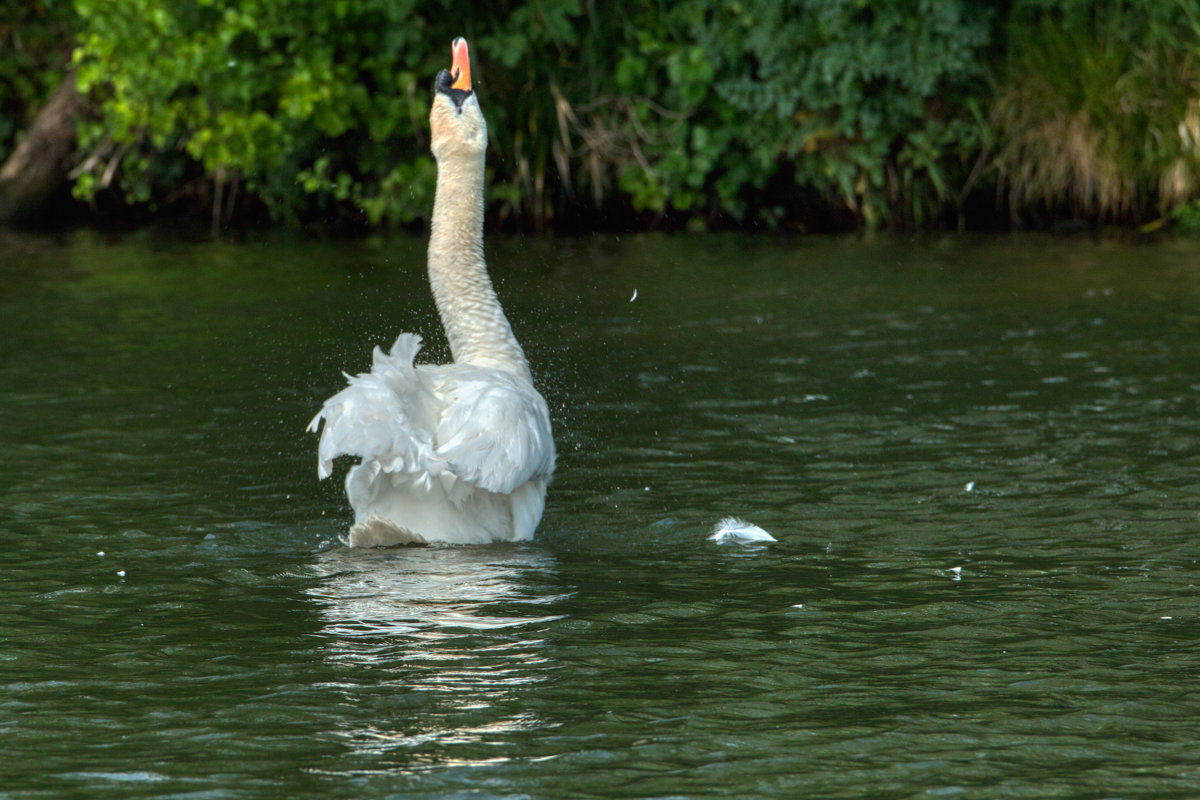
[308, 38, 555, 546]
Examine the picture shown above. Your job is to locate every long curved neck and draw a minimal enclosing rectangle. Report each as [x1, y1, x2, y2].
[427, 150, 529, 378]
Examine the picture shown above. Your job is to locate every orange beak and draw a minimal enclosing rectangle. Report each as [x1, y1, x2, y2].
[450, 37, 471, 92]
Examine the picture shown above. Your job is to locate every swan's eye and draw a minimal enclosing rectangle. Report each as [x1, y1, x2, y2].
[434, 69, 471, 112]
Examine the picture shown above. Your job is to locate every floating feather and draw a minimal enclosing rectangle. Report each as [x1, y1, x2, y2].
[708, 516, 777, 544]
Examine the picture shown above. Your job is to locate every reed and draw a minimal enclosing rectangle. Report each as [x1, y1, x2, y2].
[992, 7, 1200, 224]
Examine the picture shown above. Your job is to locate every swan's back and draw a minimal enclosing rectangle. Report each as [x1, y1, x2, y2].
[309, 334, 555, 545]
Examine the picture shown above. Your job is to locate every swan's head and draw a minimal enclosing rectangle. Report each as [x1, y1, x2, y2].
[430, 37, 487, 161]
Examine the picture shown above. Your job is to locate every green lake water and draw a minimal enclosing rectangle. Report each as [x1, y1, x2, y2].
[1, 229, 1199, 798]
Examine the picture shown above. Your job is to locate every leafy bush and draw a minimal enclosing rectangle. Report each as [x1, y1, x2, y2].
[66, 0, 996, 231]
[600, 0, 995, 229]
[72, 0, 453, 226]
[1, 0, 1189, 231]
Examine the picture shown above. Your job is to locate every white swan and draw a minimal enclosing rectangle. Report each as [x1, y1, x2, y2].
[308, 38, 555, 546]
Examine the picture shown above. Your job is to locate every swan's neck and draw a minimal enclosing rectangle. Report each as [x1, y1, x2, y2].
[427, 151, 529, 378]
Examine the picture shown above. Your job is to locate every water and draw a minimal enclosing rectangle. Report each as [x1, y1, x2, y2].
[2, 229, 1199, 798]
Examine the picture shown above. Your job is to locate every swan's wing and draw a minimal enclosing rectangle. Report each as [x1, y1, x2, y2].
[310, 337, 555, 497]
[433, 369, 556, 496]
[308, 334, 442, 484]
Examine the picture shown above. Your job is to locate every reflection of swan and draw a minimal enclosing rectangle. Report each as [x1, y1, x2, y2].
[306, 546, 564, 755]
[308, 546, 564, 642]
[308, 38, 555, 547]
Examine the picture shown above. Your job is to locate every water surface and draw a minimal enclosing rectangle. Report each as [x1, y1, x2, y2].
[2, 230, 1199, 798]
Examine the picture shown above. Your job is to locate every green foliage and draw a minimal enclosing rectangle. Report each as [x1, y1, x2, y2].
[603, 0, 995, 229]
[1, 0, 1192, 231]
[0, 0, 76, 162]
[71, 0, 447, 225]
[1170, 198, 1200, 235]
[453, 0, 994, 230]
[64, 0, 996, 230]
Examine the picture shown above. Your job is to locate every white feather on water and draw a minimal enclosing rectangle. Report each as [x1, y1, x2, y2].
[708, 517, 777, 544]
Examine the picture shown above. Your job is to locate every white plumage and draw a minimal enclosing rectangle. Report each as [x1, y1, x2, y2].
[709, 517, 777, 544]
[308, 38, 555, 546]
[308, 334, 554, 546]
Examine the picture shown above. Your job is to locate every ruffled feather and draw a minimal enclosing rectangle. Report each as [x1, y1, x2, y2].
[308, 334, 555, 544]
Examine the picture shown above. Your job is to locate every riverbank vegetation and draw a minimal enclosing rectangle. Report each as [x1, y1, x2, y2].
[3, 0, 1200, 234]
